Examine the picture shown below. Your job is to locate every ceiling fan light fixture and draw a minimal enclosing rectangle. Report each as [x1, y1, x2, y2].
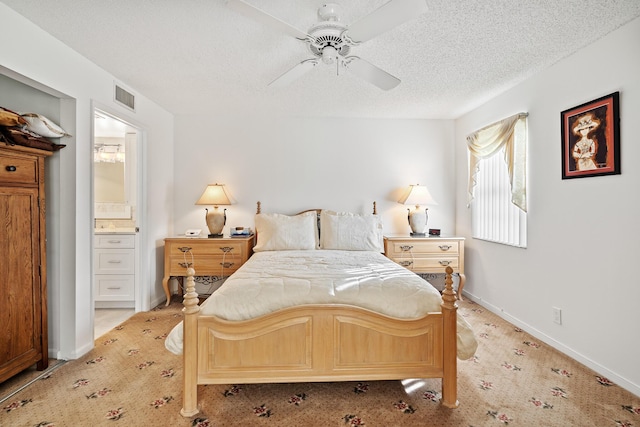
[322, 46, 337, 64]
[227, 0, 429, 89]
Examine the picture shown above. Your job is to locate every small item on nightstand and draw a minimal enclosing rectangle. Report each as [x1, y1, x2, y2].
[230, 226, 253, 237]
[429, 228, 441, 236]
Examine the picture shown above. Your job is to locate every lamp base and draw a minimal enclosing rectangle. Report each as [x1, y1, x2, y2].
[410, 232, 426, 237]
[205, 207, 226, 238]
[207, 233, 224, 238]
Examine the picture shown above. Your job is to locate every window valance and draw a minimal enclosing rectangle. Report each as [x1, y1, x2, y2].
[467, 112, 528, 212]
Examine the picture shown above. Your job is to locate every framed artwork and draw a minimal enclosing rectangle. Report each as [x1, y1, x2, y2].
[561, 91, 620, 179]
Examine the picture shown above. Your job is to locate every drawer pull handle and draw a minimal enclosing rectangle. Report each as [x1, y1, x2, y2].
[178, 246, 192, 253]
[220, 262, 235, 268]
[107, 260, 122, 264]
[399, 260, 413, 267]
[220, 247, 234, 253]
[439, 260, 451, 266]
[438, 245, 452, 251]
[106, 287, 122, 290]
[108, 240, 122, 244]
[5, 165, 17, 172]
[399, 245, 413, 251]
[178, 262, 193, 268]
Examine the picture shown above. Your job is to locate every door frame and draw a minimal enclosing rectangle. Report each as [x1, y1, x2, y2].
[90, 102, 148, 316]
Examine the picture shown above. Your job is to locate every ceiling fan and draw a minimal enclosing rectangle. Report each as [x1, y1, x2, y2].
[226, 0, 429, 90]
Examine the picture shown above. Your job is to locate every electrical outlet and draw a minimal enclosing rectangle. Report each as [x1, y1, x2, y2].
[552, 307, 562, 325]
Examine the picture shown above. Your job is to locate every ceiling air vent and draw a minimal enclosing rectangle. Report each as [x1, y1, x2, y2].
[114, 84, 135, 111]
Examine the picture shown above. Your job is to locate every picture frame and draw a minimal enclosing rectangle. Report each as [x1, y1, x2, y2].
[561, 92, 620, 179]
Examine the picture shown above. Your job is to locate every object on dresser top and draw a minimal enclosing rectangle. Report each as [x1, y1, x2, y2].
[19, 112, 72, 138]
[230, 226, 253, 237]
[397, 184, 438, 236]
[185, 229, 202, 237]
[195, 183, 235, 238]
[0, 106, 27, 126]
[0, 126, 67, 151]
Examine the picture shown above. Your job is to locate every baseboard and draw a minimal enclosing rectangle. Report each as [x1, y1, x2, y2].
[55, 340, 95, 360]
[95, 300, 135, 309]
[463, 290, 640, 398]
[150, 295, 167, 309]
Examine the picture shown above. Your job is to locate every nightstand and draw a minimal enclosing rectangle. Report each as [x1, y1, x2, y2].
[162, 235, 254, 306]
[384, 235, 466, 300]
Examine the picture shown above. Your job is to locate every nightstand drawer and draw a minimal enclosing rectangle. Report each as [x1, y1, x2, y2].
[386, 240, 460, 256]
[168, 240, 246, 256]
[166, 255, 241, 276]
[393, 257, 459, 270]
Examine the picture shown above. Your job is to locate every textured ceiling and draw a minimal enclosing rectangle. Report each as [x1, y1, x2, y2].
[3, 0, 640, 119]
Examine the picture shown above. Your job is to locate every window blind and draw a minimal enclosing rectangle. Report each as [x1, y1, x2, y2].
[467, 113, 528, 248]
[471, 152, 527, 247]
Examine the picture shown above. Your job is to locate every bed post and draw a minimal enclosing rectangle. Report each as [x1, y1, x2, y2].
[256, 201, 261, 214]
[441, 266, 459, 408]
[180, 267, 201, 417]
[372, 201, 377, 214]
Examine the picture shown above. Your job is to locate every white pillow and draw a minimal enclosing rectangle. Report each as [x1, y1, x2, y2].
[320, 210, 383, 251]
[20, 113, 71, 138]
[253, 211, 319, 252]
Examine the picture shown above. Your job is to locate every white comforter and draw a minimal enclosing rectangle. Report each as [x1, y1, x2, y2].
[165, 250, 477, 359]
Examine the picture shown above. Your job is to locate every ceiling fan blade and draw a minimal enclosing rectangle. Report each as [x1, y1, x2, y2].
[346, 0, 428, 43]
[344, 57, 401, 91]
[269, 59, 318, 87]
[226, 0, 310, 40]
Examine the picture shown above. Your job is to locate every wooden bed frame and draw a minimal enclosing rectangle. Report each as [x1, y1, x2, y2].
[178, 204, 459, 417]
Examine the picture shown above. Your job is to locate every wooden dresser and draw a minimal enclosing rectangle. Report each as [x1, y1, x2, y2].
[0, 144, 51, 383]
[162, 235, 255, 306]
[384, 235, 466, 300]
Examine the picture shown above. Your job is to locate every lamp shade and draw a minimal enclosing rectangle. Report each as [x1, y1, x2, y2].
[195, 184, 234, 206]
[398, 184, 438, 207]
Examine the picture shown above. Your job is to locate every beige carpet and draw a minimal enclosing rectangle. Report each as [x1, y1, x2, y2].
[1, 297, 638, 426]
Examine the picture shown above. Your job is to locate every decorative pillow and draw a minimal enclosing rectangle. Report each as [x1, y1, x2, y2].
[320, 210, 383, 251]
[20, 112, 71, 138]
[0, 108, 27, 127]
[253, 211, 319, 252]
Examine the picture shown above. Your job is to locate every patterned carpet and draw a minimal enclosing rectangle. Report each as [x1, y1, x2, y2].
[1, 297, 638, 426]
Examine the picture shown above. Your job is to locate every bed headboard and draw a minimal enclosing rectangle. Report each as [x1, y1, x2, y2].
[255, 201, 377, 215]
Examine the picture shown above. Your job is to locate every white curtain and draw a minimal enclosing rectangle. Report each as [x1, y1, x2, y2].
[467, 113, 528, 212]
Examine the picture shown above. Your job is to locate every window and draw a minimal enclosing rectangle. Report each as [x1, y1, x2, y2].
[467, 113, 528, 248]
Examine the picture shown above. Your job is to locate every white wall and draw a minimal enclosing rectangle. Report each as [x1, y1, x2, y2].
[0, 4, 174, 359]
[455, 17, 640, 396]
[173, 115, 455, 237]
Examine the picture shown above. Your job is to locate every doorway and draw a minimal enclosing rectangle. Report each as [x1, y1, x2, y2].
[92, 109, 143, 336]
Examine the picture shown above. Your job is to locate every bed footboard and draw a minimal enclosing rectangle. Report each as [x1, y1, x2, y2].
[179, 266, 458, 416]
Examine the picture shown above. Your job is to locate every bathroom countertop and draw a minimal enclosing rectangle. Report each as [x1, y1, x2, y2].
[94, 228, 137, 234]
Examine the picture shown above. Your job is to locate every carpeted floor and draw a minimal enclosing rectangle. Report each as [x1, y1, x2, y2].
[1, 297, 638, 426]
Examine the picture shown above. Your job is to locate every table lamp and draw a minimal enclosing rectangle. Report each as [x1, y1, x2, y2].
[398, 184, 437, 236]
[195, 183, 234, 237]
